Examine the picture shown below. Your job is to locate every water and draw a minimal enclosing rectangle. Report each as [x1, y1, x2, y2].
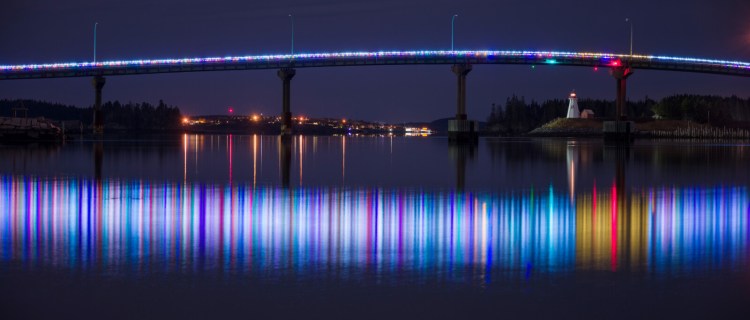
[1, 135, 749, 318]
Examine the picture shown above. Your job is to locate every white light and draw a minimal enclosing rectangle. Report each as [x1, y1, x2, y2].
[2, 50, 750, 73]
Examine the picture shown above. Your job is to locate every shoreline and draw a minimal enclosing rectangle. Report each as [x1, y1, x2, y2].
[521, 118, 750, 140]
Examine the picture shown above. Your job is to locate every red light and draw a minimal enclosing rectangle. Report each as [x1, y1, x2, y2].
[594, 66, 599, 71]
[611, 60, 621, 67]
[228, 107, 234, 114]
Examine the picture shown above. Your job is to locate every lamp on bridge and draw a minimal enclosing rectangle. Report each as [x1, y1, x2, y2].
[289, 14, 295, 57]
[625, 18, 633, 56]
[451, 14, 458, 52]
[93, 22, 98, 63]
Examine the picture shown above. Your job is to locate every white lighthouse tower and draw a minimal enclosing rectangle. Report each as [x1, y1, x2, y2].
[566, 90, 580, 119]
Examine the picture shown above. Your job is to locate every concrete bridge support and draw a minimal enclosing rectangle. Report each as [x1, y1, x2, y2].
[278, 68, 296, 136]
[448, 63, 478, 142]
[604, 65, 634, 142]
[611, 65, 633, 120]
[92, 76, 106, 135]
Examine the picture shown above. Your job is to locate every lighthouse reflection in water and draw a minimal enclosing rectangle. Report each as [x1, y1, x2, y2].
[1, 137, 748, 283]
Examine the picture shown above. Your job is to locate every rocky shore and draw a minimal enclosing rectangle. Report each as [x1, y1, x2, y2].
[526, 118, 750, 139]
[0, 117, 62, 141]
[526, 118, 603, 137]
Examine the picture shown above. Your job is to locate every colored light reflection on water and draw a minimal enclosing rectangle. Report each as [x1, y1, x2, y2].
[1, 175, 747, 283]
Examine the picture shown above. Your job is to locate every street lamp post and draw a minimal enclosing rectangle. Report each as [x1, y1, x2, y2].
[289, 14, 294, 56]
[93, 22, 98, 62]
[625, 18, 633, 56]
[451, 14, 458, 52]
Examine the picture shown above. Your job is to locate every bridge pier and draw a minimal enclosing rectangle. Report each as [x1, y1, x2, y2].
[448, 63, 478, 143]
[604, 65, 634, 142]
[278, 68, 296, 136]
[92, 75, 106, 135]
[611, 65, 633, 120]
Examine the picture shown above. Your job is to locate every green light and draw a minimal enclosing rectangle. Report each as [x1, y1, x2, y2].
[546, 59, 557, 64]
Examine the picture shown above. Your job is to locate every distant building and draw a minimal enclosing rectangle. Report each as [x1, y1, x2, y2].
[566, 91, 580, 118]
[580, 109, 595, 119]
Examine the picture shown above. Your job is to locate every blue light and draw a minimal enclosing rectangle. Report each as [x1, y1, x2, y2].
[2, 50, 750, 76]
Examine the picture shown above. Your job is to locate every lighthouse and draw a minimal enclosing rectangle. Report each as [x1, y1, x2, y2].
[566, 91, 580, 119]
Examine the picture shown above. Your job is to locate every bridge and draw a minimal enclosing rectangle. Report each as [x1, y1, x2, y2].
[3, 50, 750, 139]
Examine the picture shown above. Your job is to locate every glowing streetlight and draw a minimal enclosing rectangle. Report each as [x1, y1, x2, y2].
[93, 22, 98, 62]
[625, 18, 633, 56]
[289, 14, 295, 56]
[451, 14, 458, 52]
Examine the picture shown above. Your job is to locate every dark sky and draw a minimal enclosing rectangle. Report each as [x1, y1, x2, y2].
[1, 0, 749, 122]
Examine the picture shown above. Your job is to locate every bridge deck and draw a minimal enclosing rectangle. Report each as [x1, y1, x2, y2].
[2, 50, 750, 80]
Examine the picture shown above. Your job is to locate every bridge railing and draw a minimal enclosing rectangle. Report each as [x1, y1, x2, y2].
[2, 50, 750, 80]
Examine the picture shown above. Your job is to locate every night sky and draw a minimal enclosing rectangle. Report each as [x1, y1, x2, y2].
[1, 0, 749, 122]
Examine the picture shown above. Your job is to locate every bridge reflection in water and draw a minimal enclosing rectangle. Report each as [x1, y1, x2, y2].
[1, 176, 747, 283]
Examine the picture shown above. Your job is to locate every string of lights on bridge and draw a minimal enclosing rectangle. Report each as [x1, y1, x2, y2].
[2, 50, 750, 73]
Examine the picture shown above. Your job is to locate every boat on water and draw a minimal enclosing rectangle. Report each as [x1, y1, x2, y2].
[0, 117, 62, 141]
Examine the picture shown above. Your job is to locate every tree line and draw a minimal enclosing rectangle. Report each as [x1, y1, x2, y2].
[101, 100, 182, 131]
[486, 94, 750, 135]
[0, 99, 182, 132]
[651, 94, 750, 125]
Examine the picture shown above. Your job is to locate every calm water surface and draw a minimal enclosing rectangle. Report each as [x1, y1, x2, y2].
[1, 135, 749, 318]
